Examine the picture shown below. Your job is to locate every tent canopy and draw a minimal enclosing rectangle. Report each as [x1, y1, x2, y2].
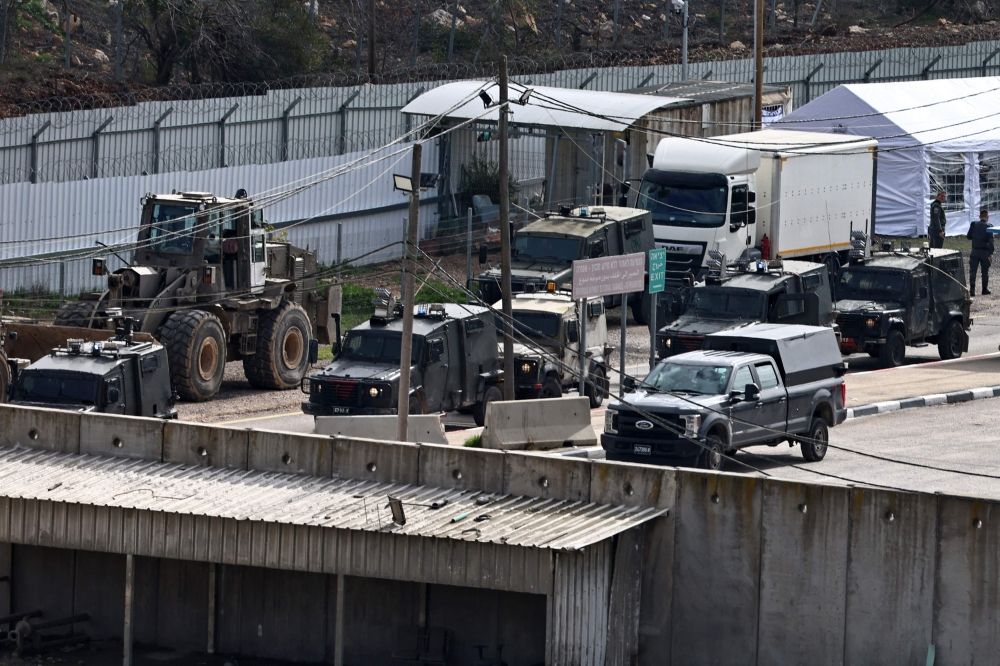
[777, 77, 1000, 236]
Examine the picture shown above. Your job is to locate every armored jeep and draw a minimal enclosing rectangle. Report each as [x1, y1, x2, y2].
[7, 318, 177, 419]
[656, 259, 835, 358]
[470, 206, 655, 323]
[835, 247, 971, 367]
[497, 292, 611, 407]
[301, 299, 502, 425]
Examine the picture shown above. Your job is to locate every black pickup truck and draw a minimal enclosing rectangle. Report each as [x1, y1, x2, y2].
[602, 323, 847, 470]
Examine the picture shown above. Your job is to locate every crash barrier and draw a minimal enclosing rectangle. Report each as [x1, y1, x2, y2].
[314, 414, 448, 444]
[0, 403, 998, 664]
[481, 397, 597, 451]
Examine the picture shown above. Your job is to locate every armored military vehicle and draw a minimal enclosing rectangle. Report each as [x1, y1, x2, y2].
[498, 291, 611, 407]
[470, 205, 655, 323]
[8, 317, 177, 419]
[301, 296, 502, 426]
[656, 259, 835, 358]
[835, 245, 971, 367]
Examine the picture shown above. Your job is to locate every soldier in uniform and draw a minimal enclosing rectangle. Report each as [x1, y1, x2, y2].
[929, 190, 947, 249]
[967, 208, 994, 296]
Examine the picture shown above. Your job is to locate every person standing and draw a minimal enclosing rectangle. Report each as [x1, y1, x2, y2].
[967, 208, 994, 296]
[929, 190, 947, 249]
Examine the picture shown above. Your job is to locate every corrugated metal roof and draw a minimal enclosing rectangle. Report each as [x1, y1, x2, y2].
[401, 80, 688, 132]
[0, 446, 665, 552]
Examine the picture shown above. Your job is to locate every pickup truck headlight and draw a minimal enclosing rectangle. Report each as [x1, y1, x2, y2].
[865, 317, 878, 328]
[300, 377, 313, 395]
[681, 414, 701, 438]
[605, 410, 618, 434]
[520, 360, 536, 375]
[663, 337, 672, 349]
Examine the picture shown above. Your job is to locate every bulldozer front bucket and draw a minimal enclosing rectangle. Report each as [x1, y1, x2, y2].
[4, 323, 156, 362]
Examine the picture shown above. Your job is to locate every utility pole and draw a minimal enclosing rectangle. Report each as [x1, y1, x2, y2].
[396, 142, 422, 442]
[754, 0, 764, 128]
[367, 0, 376, 78]
[499, 57, 515, 401]
[112, 0, 123, 81]
[681, 0, 689, 81]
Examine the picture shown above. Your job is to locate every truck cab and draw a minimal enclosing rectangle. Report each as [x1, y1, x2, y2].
[603, 324, 846, 470]
[7, 319, 177, 419]
[301, 300, 503, 426]
[656, 259, 834, 358]
[471, 206, 655, 323]
[496, 292, 611, 407]
[835, 246, 971, 367]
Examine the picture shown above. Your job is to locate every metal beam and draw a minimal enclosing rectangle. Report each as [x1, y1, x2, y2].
[91, 115, 114, 179]
[218, 104, 239, 168]
[29, 121, 51, 184]
[922, 55, 942, 80]
[281, 97, 302, 162]
[151, 107, 173, 174]
[404, 87, 425, 135]
[863, 59, 883, 83]
[338, 88, 363, 154]
[982, 48, 1000, 76]
[803, 63, 825, 104]
[578, 72, 598, 89]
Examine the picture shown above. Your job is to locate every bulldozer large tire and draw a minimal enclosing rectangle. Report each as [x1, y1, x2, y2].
[161, 310, 227, 402]
[243, 302, 312, 390]
[53, 301, 98, 328]
[0, 355, 9, 403]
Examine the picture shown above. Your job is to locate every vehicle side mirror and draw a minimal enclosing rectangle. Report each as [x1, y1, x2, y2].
[744, 383, 760, 401]
[429, 339, 445, 362]
[774, 293, 806, 320]
[587, 301, 604, 318]
[308, 339, 319, 364]
[479, 245, 488, 266]
[331, 341, 342, 357]
[589, 240, 606, 258]
[106, 386, 121, 404]
[622, 376, 637, 392]
[567, 321, 579, 343]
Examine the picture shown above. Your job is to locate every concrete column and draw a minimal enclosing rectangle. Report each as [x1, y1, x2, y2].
[123, 554, 134, 666]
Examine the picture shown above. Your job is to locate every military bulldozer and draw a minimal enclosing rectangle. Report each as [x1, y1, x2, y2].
[53, 191, 339, 402]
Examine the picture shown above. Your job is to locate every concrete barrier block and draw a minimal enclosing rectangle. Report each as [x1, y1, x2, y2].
[0, 404, 81, 453]
[163, 421, 249, 469]
[418, 443, 506, 493]
[330, 436, 420, 485]
[844, 488, 935, 664]
[79, 412, 165, 461]
[671, 470, 761, 664]
[314, 414, 447, 444]
[933, 495, 1000, 664]
[758, 480, 850, 663]
[503, 452, 591, 502]
[482, 397, 596, 451]
[248, 430, 332, 476]
[589, 460, 676, 509]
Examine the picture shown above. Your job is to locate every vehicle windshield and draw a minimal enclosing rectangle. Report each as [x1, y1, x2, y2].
[507, 311, 561, 341]
[13, 371, 99, 405]
[147, 203, 200, 255]
[637, 171, 728, 228]
[643, 362, 732, 395]
[340, 331, 424, 364]
[514, 234, 582, 263]
[688, 288, 765, 319]
[836, 268, 908, 300]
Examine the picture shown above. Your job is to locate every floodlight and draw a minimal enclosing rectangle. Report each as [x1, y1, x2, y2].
[517, 88, 533, 105]
[479, 90, 494, 108]
[393, 174, 414, 193]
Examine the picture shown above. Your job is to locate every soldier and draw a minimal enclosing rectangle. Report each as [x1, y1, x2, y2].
[929, 190, 947, 249]
[966, 208, 994, 296]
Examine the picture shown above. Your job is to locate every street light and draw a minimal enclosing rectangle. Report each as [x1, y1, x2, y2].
[671, 0, 689, 81]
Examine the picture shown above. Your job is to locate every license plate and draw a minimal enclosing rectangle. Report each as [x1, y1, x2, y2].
[330, 407, 352, 415]
[633, 444, 652, 455]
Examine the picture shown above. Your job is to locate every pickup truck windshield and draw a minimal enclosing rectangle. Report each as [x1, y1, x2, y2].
[14, 371, 99, 404]
[644, 362, 732, 395]
[689, 288, 765, 319]
[836, 268, 908, 300]
[514, 234, 582, 263]
[637, 171, 728, 228]
[507, 311, 561, 340]
[340, 331, 424, 364]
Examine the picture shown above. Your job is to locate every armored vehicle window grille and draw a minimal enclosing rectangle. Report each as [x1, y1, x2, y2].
[690, 289, 765, 319]
[15, 372, 99, 405]
[836, 268, 908, 300]
[140, 355, 159, 374]
[464, 318, 485, 335]
[754, 363, 779, 389]
[513, 235, 582, 263]
[801, 273, 823, 291]
[507, 312, 561, 340]
[623, 217, 645, 238]
[340, 331, 423, 365]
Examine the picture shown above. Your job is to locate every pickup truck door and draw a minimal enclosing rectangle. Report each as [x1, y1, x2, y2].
[728, 365, 759, 445]
[752, 362, 788, 437]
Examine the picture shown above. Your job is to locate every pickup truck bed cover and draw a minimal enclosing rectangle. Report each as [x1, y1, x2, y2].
[703, 323, 845, 385]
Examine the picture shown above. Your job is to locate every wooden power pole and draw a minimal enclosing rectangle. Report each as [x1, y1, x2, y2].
[396, 142, 422, 441]
[498, 56, 515, 401]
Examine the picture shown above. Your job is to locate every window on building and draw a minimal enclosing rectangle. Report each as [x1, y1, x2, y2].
[928, 152, 965, 212]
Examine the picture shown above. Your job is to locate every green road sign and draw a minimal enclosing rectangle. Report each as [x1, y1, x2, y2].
[648, 248, 666, 294]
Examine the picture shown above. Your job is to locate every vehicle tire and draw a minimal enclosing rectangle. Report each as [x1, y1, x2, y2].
[585, 365, 608, 408]
[53, 301, 98, 328]
[243, 302, 312, 390]
[408, 393, 423, 416]
[473, 384, 503, 427]
[0, 357, 9, 403]
[937, 319, 965, 361]
[631, 295, 651, 325]
[800, 417, 829, 462]
[878, 329, 905, 368]
[161, 310, 227, 402]
[698, 434, 725, 471]
[540, 376, 563, 399]
[822, 253, 841, 279]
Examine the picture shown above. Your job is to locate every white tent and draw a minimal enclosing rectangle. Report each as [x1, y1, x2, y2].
[776, 77, 1000, 237]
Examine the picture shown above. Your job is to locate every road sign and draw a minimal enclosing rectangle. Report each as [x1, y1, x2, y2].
[648, 248, 666, 294]
[572, 252, 646, 299]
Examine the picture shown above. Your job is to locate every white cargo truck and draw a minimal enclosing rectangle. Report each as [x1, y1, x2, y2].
[634, 129, 877, 281]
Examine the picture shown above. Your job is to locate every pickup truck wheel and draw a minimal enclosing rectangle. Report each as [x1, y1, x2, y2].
[585, 366, 608, 408]
[540, 376, 563, 399]
[473, 384, 503, 427]
[878, 330, 905, 368]
[800, 418, 829, 462]
[698, 435, 725, 471]
[162, 310, 227, 402]
[937, 320, 965, 360]
[0, 358, 9, 403]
